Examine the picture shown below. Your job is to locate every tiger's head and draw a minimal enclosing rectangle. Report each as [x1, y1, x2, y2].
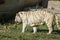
[15, 12, 22, 24]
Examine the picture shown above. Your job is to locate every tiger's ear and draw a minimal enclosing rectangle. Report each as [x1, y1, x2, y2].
[20, 12, 24, 15]
[20, 12, 23, 15]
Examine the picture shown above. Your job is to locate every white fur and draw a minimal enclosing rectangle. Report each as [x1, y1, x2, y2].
[33, 27, 37, 33]
[15, 9, 60, 34]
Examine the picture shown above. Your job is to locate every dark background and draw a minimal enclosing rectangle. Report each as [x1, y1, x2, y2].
[0, 0, 48, 24]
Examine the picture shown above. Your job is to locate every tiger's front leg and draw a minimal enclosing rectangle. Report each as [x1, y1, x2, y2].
[33, 27, 37, 33]
[22, 22, 27, 33]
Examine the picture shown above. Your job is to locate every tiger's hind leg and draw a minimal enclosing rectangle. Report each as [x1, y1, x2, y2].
[47, 23, 53, 34]
[46, 16, 54, 34]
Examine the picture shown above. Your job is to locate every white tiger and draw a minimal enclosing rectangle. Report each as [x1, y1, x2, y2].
[15, 9, 60, 34]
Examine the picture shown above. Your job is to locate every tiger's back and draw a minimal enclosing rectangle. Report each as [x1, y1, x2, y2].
[19, 9, 54, 26]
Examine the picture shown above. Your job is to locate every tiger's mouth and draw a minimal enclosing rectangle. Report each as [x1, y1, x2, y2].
[15, 21, 22, 25]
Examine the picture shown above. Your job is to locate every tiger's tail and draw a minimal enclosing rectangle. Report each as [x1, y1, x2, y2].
[55, 14, 60, 30]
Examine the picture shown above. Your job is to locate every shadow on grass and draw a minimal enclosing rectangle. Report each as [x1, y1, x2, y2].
[37, 29, 60, 34]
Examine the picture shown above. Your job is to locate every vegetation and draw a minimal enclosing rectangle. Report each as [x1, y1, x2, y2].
[0, 23, 60, 40]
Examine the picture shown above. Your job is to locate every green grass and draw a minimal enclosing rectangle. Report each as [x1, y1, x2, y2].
[0, 24, 60, 40]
